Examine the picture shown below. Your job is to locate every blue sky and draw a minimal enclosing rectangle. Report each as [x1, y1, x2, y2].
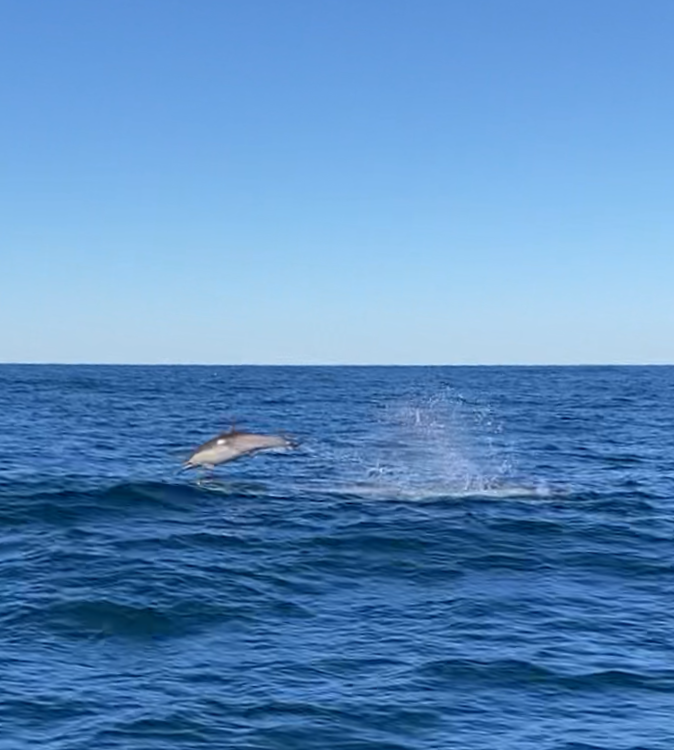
[1, 0, 672, 364]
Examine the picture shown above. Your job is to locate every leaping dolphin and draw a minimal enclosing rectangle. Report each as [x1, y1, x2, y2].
[182, 425, 294, 472]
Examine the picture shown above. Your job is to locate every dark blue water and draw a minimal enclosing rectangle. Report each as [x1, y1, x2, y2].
[1, 365, 673, 750]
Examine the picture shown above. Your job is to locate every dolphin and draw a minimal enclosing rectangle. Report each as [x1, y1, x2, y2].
[182, 425, 294, 472]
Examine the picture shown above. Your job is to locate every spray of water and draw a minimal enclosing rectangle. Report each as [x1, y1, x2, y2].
[344, 388, 517, 497]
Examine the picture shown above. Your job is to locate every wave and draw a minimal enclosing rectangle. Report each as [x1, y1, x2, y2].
[415, 658, 674, 692]
[0, 474, 655, 533]
[0, 480, 205, 527]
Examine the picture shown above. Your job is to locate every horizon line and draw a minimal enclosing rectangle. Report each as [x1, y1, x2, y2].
[1, 362, 672, 368]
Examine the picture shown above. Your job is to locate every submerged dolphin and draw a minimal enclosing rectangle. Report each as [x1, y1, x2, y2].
[182, 425, 293, 472]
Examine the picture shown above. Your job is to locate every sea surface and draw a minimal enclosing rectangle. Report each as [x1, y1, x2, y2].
[0, 365, 673, 750]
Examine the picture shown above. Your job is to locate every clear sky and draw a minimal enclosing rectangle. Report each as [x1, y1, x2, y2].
[1, 0, 672, 364]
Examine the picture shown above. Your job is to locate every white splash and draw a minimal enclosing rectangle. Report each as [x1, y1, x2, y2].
[344, 389, 521, 497]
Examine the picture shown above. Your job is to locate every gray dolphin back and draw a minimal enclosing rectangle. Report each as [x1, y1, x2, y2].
[183, 429, 292, 469]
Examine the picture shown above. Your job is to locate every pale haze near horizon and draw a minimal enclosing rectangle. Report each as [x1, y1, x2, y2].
[1, 0, 672, 365]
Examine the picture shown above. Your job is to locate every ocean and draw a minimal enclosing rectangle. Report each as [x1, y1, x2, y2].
[0, 365, 672, 750]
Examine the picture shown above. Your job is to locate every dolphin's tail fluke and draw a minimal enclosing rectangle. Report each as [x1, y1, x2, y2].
[280, 432, 301, 449]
